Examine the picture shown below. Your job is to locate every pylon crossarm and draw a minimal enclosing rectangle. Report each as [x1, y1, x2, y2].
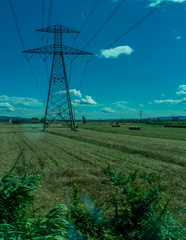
[22, 45, 93, 56]
[36, 24, 79, 34]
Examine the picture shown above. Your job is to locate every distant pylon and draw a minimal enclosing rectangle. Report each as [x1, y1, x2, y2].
[140, 111, 143, 120]
[23, 24, 93, 131]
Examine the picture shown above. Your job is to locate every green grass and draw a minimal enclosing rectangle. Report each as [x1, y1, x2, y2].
[77, 122, 186, 140]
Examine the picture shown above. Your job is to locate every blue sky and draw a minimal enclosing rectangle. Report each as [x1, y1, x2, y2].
[1, 0, 186, 119]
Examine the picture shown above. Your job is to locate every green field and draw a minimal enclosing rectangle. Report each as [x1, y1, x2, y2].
[0, 122, 185, 225]
[78, 121, 186, 140]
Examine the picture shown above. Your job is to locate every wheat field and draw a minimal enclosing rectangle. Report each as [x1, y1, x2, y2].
[0, 123, 185, 225]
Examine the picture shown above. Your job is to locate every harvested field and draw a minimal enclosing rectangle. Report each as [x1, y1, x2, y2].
[0, 123, 185, 225]
[79, 122, 186, 140]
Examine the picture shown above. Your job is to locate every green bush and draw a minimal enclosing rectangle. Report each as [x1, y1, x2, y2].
[0, 169, 68, 239]
[0, 164, 185, 239]
[102, 165, 185, 239]
[69, 166, 186, 239]
[68, 184, 107, 239]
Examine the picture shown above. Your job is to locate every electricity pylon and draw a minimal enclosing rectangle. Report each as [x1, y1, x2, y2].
[23, 24, 93, 131]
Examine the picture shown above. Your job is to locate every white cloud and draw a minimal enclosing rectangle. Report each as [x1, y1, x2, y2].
[58, 89, 82, 98]
[70, 89, 82, 98]
[113, 101, 128, 106]
[149, 0, 162, 7]
[117, 101, 128, 104]
[148, 102, 153, 104]
[176, 85, 186, 95]
[154, 98, 186, 104]
[110, 0, 119, 2]
[176, 91, 186, 95]
[0, 102, 14, 112]
[68, 91, 97, 107]
[179, 85, 186, 91]
[124, 107, 137, 112]
[113, 101, 136, 112]
[73, 95, 97, 106]
[115, 103, 137, 112]
[0, 95, 43, 107]
[149, 0, 186, 7]
[100, 46, 134, 59]
[101, 107, 116, 113]
[0, 102, 13, 108]
[139, 104, 144, 107]
[176, 36, 183, 40]
[116, 103, 127, 108]
[170, 0, 186, 2]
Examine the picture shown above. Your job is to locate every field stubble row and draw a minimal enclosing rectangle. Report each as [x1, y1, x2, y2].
[0, 123, 185, 225]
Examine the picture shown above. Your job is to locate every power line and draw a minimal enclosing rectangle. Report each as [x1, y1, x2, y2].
[74, 0, 99, 42]
[67, 0, 99, 87]
[42, 0, 45, 30]
[8, 0, 45, 103]
[42, 0, 53, 87]
[27, 61, 45, 103]
[40, 0, 50, 85]
[78, 0, 167, 90]
[106, 0, 168, 48]
[8, 0, 25, 50]
[41, 0, 45, 43]
[83, 0, 127, 50]
[68, 57, 74, 87]
[78, 59, 91, 90]
[45, 0, 54, 45]
[66, 38, 76, 87]
[39, 54, 50, 85]
[76, 0, 127, 89]
[48, 0, 53, 27]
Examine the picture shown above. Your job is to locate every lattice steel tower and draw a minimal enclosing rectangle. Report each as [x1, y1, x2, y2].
[23, 24, 93, 131]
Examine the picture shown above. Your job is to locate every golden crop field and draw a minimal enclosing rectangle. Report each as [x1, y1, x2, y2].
[0, 123, 185, 225]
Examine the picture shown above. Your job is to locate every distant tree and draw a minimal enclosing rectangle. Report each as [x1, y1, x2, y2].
[31, 117, 39, 121]
[40, 117, 45, 123]
[12, 119, 23, 124]
[82, 116, 86, 124]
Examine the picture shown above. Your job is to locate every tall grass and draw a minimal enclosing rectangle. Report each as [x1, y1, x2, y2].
[0, 161, 185, 239]
[0, 167, 68, 239]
